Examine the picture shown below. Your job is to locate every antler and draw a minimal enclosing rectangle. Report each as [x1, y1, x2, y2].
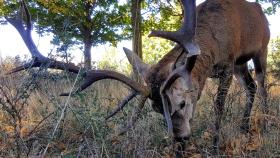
[149, 0, 200, 57]
[6, 0, 150, 134]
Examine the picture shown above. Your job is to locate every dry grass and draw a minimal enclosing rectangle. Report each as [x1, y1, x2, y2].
[0, 61, 280, 158]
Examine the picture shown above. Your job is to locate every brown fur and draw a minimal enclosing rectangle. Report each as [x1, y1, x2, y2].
[146, 0, 269, 109]
[141, 0, 270, 150]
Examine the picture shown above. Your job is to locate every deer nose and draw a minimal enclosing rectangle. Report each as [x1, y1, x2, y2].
[175, 136, 190, 143]
[174, 136, 190, 158]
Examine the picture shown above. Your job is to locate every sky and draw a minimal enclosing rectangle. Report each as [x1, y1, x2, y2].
[0, 0, 279, 63]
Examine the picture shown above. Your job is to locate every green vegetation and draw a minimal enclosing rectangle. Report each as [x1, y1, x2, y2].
[268, 37, 280, 78]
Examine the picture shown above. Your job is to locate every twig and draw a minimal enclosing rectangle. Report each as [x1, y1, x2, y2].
[41, 66, 82, 157]
[27, 111, 55, 137]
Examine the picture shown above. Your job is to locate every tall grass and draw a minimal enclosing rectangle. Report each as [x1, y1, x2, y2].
[0, 59, 280, 157]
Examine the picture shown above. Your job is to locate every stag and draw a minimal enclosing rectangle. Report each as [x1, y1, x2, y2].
[7, 0, 269, 157]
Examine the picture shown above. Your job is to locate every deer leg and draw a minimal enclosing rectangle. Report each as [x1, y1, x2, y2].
[234, 64, 257, 133]
[213, 68, 232, 153]
[253, 54, 268, 131]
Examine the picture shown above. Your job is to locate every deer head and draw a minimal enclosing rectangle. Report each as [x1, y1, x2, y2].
[123, 46, 200, 140]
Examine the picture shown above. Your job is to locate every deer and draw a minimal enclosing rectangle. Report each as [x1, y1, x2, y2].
[6, 0, 269, 157]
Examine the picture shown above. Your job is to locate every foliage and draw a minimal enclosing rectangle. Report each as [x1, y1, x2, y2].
[33, 0, 130, 46]
[97, 47, 131, 74]
[142, 35, 174, 64]
[141, 0, 182, 34]
[268, 37, 280, 78]
[257, 0, 280, 14]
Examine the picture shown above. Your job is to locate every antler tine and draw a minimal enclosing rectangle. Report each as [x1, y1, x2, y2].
[160, 55, 197, 136]
[160, 89, 173, 137]
[59, 71, 149, 134]
[149, 0, 200, 56]
[6, 0, 44, 59]
[123, 47, 150, 76]
[105, 90, 138, 120]
[118, 95, 148, 135]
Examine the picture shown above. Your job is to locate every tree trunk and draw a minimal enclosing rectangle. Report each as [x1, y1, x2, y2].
[83, 36, 92, 70]
[82, 1, 94, 70]
[131, 0, 143, 80]
[131, 0, 142, 59]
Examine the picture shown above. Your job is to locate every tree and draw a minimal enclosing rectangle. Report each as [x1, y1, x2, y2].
[1, 0, 131, 69]
[38, 0, 132, 69]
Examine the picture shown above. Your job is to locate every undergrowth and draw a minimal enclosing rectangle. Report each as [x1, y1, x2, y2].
[0, 61, 280, 158]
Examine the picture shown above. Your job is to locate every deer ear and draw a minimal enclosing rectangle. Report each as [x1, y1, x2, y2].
[123, 47, 150, 78]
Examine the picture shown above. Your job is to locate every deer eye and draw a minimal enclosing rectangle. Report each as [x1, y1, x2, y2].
[179, 101, 185, 109]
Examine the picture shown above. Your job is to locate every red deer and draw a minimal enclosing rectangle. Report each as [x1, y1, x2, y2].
[7, 0, 269, 157]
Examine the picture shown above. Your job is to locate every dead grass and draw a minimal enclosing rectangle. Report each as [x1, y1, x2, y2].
[0, 62, 280, 157]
